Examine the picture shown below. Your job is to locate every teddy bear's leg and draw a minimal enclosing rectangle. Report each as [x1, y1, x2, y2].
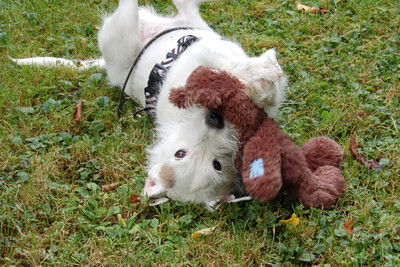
[277, 135, 344, 209]
[279, 142, 315, 201]
[299, 166, 345, 208]
[301, 137, 343, 172]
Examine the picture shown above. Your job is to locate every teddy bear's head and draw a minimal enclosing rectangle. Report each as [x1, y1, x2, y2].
[169, 66, 266, 143]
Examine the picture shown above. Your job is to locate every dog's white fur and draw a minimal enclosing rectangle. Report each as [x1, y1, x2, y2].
[13, 0, 287, 211]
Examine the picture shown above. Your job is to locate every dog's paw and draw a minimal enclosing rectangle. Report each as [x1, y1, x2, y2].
[231, 49, 287, 116]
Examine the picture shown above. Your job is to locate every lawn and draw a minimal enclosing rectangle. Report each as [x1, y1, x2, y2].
[1, 0, 399, 265]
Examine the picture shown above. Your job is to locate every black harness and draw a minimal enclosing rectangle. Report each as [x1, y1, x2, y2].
[117, 27, 199, 118]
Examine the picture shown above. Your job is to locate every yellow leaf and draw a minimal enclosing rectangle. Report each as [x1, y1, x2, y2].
[279, 213, 300, 229]
[295, 0, 328, 14]
[191, 226, 216, 239]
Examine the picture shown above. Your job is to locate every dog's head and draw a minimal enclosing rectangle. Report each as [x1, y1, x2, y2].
[144, 106, 240, 210]
[143, 49, 287, 211]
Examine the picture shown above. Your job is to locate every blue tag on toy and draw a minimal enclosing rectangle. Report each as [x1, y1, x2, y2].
[249, 158, 264, 179]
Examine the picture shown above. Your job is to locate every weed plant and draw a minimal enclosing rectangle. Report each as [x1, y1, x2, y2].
[1, 0, 399, 265]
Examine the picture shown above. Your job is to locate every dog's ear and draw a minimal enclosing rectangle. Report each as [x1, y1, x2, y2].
[241, 123, 283, 202]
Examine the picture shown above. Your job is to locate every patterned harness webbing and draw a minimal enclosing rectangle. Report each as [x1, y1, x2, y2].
[117, 27, 197, 118]
[135, 35, 199, 118]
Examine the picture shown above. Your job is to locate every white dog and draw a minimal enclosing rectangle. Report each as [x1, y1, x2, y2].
[14, 0, 287, 211]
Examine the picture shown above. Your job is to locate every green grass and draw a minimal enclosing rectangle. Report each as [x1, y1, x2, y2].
[1, 0, 399, 265]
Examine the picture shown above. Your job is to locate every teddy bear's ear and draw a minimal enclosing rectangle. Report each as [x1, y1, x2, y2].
[241, 128, 283, 202]
[169, 87, 191, 109]
[169, 66, 226, 110]
[169, 84, 223, 110]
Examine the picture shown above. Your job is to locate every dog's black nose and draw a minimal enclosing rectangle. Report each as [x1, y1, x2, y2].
[206, 111, 224, 129]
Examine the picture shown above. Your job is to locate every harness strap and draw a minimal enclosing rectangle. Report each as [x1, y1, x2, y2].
[136, 34, 199, 118]
[117, 27, 195, 118]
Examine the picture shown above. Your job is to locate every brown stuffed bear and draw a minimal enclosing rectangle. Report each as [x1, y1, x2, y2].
[169, 66, 345, 209]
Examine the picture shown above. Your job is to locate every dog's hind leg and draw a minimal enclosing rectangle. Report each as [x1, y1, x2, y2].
[98, 0, 140, 88]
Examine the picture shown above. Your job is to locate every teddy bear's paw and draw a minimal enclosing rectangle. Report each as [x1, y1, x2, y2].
[301, 137, 343, 172]
[301, 166, 345, 209]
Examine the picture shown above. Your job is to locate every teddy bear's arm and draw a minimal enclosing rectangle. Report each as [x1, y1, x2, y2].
[241, 125, 283, 202]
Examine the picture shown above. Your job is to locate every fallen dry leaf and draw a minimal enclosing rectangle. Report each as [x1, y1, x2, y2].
[350, 134, 368, 166]
[295, 0, 328, 14]
[350, 134, 359, 157]
[350, 134, 383, 171]
[279, 213, 300, 229]
[73, 100, 83, 123]
[369, 160, 383, 171]
[102, 182, 122, 192]
[65, 171, 73, 179]
[129, 194, 140, 204]
[191, 226, 217, 239]
[343, 218, 355, 235]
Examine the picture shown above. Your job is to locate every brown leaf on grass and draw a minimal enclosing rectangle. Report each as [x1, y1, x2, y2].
[350, 134, 367, 166]
[65, 171, 73, 179]
[350, 134, 359, 157]
[102, 182, 122, 192]
[73, 100, 83, 123]
[343, 219, 355, 235]
[369, 160, 383, 171]
[295, 0, 329, 14]
[350, 134, 383, 171]
[129, 194, 140, 204]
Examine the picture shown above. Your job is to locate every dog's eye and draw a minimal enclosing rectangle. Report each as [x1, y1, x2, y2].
[174, 150, 186, 159]
[213, 160, 222, 171]
[206, 111, 224, 129]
